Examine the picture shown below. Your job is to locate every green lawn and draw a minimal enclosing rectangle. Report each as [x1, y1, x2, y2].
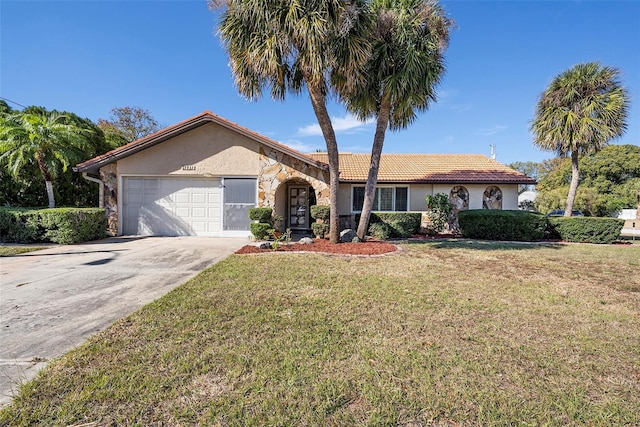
[0, 246, 49, 256]
[2, 241, 639, 426]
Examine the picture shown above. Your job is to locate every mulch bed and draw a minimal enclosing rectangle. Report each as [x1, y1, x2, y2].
[235, 238, 399, 256]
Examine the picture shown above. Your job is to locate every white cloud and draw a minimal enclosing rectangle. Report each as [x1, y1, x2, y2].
[279, 139, 319, 154]
[475, 125, 507, 136]
[297, 113, 374, 137]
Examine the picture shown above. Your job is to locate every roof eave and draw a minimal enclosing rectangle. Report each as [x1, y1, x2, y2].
[74, 111, 328, 174]
[339, 179, 538, 185]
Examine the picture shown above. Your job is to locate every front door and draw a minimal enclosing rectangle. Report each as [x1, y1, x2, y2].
[288, 186, 309, 229]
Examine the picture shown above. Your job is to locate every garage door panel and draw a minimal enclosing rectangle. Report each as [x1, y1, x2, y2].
[123, 177, 223, 236]
[176, 192, 190, 204]
[192, 207, 206, 217]
[191, 193, 206, 204]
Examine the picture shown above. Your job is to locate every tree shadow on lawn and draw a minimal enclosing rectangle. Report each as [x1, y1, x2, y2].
[400, 238, 565, 251]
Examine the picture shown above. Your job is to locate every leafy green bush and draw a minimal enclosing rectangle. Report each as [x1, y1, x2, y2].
[248, 207, 276, 240]
[38, 209, 107, 244]
[368, 222, 392, 240]
[310, 205, 330, 221]
[0, 208, 41, 243]
[368, 212, 421, 238]
[311, 223, 329, 239]
[458, 210, 547, 241]
[248, 207, 273, 223]
[425, 193, 453, 234]
[0, 208, 106, 244]
[546, 217, 624, 244]
[250, 223, 273, 241]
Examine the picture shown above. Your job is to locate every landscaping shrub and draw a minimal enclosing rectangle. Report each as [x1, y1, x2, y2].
[368, 221, 392, 240]
[0, 207, 106, 244]
[311, 223, 329, 239]
[248, 207, 274, 240]
[367, 212, 422, 238]
[310, 205, 331, 239]
[250, 222, 273, 240]
[310, 205, 330, 221]
[248, 207, 273, 223]
[424, 193, 453, 234]
[0, 208, 41, 243]
[38, 209, 107, 244]
[547, 217, 624, 244]
[458, 210, 547, 241]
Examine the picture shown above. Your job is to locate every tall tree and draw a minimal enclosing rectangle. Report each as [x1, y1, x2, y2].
[530, 62, 629, 217]
[97, 106, 159, 148]
[0, 109, 91, 208]
[535, 145, 640, 216]
[214, 0, 372, 243]
[343, 0, 452, 240]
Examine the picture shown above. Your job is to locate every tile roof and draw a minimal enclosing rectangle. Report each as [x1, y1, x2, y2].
[307, 153, 536, 184]
[74, 110, 534, 185]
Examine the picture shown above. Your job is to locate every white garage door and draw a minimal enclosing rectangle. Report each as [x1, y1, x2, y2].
[123, 177, 222, 236]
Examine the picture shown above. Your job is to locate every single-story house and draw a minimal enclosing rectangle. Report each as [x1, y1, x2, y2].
[74, 111, 536, 237]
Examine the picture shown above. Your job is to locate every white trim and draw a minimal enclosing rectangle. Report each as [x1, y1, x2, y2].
[350, 184, 411, 213]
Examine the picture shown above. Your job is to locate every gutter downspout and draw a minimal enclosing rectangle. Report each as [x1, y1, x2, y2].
[82, 173, 104, 208]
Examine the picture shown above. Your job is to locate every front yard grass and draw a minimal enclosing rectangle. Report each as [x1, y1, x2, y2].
[0, 246, 49, 256]
[1, 241, 639, 426]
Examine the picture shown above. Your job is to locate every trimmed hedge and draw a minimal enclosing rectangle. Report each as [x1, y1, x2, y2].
[249, 222, 272, 240]
[248, 207, 275, 240]
[310, 205, 330, 221]
[0, 208, 106, 244]
[248, 207, 273, 223]
[547, 217, 624, 244]
[311, 223, 329, 239]
[458, 210, 547, 241]
[367, 212, 422, 238]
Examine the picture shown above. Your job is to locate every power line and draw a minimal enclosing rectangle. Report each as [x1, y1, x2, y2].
[0, 96, 27, 109]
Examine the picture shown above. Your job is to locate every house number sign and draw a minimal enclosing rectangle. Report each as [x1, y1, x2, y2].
[181, 165, 196, 171]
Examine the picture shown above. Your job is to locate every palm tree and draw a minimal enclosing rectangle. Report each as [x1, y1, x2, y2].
[343, 0, 452, 240]
[531, 62, 629, 217]
[0, 110, 90, 208]
[214, 0, 372, 243]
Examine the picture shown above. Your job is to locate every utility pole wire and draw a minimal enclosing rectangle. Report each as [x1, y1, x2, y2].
[0, 96, 27, 109]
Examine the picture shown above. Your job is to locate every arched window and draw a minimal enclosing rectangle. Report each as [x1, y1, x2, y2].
[483, 186, 502, 210]
[449, 186, 469, 211]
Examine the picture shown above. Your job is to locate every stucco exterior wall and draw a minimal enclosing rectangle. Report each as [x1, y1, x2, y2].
[432, 183, 520, 210]
[335, 182, 521, 216]
[117, 123, 261, 176]
[408, 184, 432, 211]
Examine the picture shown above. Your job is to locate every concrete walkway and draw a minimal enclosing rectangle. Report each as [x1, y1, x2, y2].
[0, 236, 247, 407]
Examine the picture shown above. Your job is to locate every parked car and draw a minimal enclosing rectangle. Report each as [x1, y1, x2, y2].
[546, 209, 584, 217]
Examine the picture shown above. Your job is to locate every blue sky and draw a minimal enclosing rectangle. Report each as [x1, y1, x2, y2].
[1, 0, 638, 166]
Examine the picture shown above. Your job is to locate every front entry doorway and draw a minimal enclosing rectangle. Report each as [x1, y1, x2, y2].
[288, 186, 310, 230]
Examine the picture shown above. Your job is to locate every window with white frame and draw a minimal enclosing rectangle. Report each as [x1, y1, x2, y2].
[352, 186, 408, 212]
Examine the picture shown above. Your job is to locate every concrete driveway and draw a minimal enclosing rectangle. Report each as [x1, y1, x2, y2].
[0, 236, 246, 407]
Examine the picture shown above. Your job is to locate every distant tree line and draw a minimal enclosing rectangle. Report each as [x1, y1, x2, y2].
[510, 144, 640, 216]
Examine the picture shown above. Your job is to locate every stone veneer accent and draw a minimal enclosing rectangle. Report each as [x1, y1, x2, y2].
[258, 147, 330, 208]
[100, 163, 118, 236]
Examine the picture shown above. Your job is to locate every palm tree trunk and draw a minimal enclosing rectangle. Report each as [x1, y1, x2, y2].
[36, 152, 56, 208]
[356, 96, 391, 240]
[564, 150, 580, 217]
[307, 82, 341, 244]
[45, 181, 56, 209]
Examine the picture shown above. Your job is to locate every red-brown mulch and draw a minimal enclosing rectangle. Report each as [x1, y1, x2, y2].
[235, 238, 398, 256]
